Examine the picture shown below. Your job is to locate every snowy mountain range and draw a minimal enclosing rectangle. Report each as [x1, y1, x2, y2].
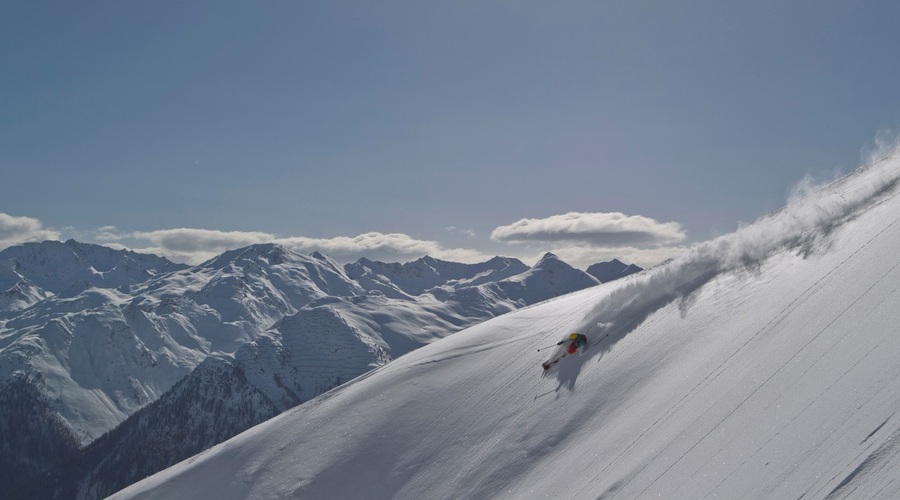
[0, 239, 639, 498]
[109, 150, 900, 499]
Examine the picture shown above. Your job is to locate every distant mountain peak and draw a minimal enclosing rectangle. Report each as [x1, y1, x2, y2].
[0, 240, 186, 296]
[345, 255, 532, 297]
[203, 243, 283, 269]
[586, 259, 643, 283]
[532, 252, 567, 270]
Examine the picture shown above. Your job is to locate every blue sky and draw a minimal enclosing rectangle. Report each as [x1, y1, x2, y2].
[2, 1, 899, 268]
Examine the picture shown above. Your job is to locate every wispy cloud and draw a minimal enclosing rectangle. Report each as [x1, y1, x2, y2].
[490, 212, 686, 247]
[132, 228, 273, 253]
[117, 228, 274, 264]
[277, 232, 489, 264]
[0, 219, 492, 266]
[97, 228, 492, 265]
[489, 211, 688, 269]
[0, 213, 60, 248]
[446, 226, 477, 238]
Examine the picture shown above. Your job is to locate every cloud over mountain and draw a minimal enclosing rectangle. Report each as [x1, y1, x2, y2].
[279, 232, 444, 260]
[490, 212, 686, 247]
[105, 228, 489, 266]
[0, 212, 687, 272]
[0, 213, 60, 248]
[132, 228, 272, 253]
[108, 214, 690, 270]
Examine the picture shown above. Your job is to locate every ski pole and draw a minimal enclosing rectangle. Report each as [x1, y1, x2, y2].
[537, 343, 560, 352]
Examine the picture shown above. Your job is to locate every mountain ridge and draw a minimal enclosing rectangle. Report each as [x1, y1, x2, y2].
[0, 239, 638, 499]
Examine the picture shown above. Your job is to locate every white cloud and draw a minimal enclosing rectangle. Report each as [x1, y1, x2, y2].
[132, 228, 274, 253]
[279, 232, 493, 264]
[114, 217, 684, 269]
[0, 212, 60, 249]
[92, 226, 122, 241]
[488, 212, 689, 270]
[446, 226, 477, 238]
[115, 228, 492, 265]
[123, 228, 282, 264]
[0, 211, 682, 270]
[279, 232, 442, 262]
[490, 212, 686, 247]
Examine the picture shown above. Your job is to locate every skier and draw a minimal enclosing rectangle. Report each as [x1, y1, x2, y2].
[540, 332, 589, 370]
[559, 332, 588, 355]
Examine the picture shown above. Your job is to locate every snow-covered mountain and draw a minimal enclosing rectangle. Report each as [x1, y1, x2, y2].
[70, 252, 606, 498]
[0, 240, 187, 311]
[0, 239, 625, 498]
[0, 243, 362, 448]
[345, 255, 530, 298]
[112, 150, 900, 499]
[586, 258, 642, 282]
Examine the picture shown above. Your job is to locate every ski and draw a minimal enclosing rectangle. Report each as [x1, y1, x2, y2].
[542, 353, 567, 370]
[541, 331, 610, 370]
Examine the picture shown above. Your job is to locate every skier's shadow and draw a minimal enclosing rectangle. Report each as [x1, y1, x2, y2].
[553, 354, 585, 394]
[549, 327, 615, 394]
[551, 291, 674, 391]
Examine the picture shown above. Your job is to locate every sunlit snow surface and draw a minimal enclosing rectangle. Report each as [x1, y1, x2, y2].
[113, 151, 900, 500]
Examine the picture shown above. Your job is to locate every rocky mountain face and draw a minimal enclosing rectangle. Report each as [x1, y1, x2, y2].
[0, 373, 81, 500]
[75, 356, 279, 500]
[0, 240, 638, 499]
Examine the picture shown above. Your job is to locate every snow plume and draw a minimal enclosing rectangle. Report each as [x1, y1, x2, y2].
[583, 145, 900, 343]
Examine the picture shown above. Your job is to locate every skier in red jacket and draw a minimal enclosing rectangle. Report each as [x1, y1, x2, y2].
[541, 332, 590, 370]
[559, 332, 588, 354]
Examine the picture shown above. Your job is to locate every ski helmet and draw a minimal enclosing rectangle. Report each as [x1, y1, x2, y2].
[570, 333, 578, 340]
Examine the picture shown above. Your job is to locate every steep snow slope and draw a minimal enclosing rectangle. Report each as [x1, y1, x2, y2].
[112, 150, 900, 500]
[11, 249, 608, 499]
